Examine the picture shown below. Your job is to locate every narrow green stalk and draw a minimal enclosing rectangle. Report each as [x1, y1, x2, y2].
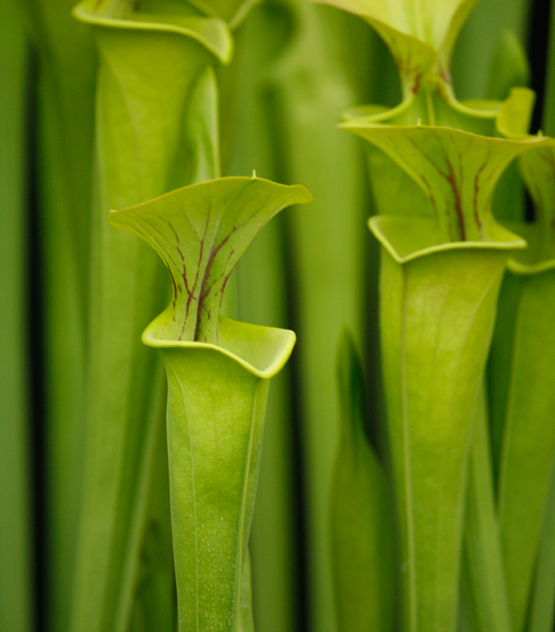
[542, 0, 555, 137]
[111, 365, 171, 632]
[0, 3, 33, 631]
[521, 8, 555, 629]
[125, 383, 175, 632]
[496, 254, 555, 632]
[35, 73, 89, 632]
[238, 549, 256, 632]
[527, 473, 555, 632]
[452, 0, 530, 99]
[462, 384, 512, 632]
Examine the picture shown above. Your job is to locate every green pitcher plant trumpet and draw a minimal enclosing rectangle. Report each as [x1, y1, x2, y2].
[71, 4, 232, 632]
[11, 3, 555, 632]
[109, 175, 312, 632]
[341, 95, 552, 242]
[314, 0, 478, 97]
[372, 215, 525, 632]
[342, 84, 554, 632]
[314, 0, 504, 128]
[312, 0, 555, 630]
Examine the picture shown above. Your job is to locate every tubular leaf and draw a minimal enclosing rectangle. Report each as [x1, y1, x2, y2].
[111, 175, 310, 632]
[373, 215, 524, 632]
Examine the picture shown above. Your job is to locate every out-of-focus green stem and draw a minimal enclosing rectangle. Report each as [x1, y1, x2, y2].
[227, 6, 300, 630]
[541, 0, 555, 139]
[262, 4, 370, 629]
[239, 549, 255, 632]
[496, 258, 555, 632]
[496, 4, 555, 626]
[0, 2, 33, 631]
[330, 333, 395, 632]
[122, 381, 175, 632]
[462, 384, 512, 632]
[527, 473, 555, 632]
[23, 2, 97, 629]
[452, 0, 530, 100]
[523, 6, 555, 629]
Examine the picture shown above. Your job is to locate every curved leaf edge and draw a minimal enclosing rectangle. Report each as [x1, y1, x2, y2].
[185, 0, 261, 30]
[502, 222, 555, 275]
[143, 314, 296, 380]
[341, 87, 534, 131]
[370, 215, 526, 264]
[73, 0, 233, 64]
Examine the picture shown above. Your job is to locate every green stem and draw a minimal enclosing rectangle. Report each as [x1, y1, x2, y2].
[262, 5, 370, 629]
[0, 3, 33, 631]
[527, 472, 555, 632]
[23, 3, 97, 627]
[330, 333, 395, 632]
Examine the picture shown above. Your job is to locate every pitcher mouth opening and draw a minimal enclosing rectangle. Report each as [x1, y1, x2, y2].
[142, 314, 296, 379]
[369, 215, 527, 265]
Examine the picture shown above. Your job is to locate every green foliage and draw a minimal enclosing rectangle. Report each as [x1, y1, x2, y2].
[330, 333, 395, 632]
[111, 175, 309, 632]
[8, 2, 555, 632]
